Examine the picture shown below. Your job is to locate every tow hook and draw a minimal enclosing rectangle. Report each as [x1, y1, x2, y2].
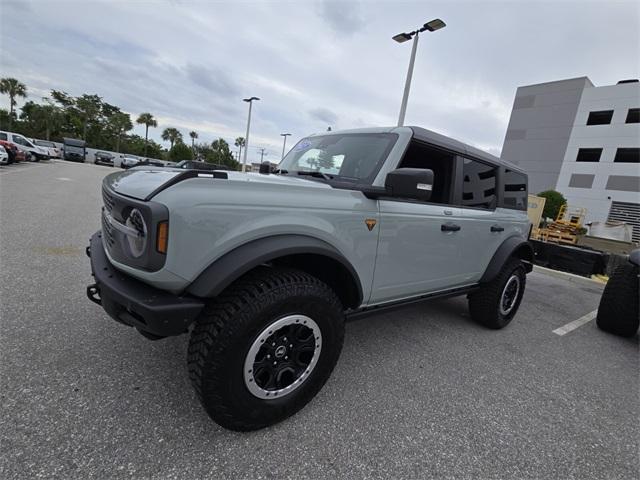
[86, 284, 102, 306]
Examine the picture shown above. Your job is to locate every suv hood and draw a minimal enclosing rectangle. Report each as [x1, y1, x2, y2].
[104, 168, 332, 201]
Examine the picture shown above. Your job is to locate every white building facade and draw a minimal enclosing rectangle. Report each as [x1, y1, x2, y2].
[502, 77, 639, 242]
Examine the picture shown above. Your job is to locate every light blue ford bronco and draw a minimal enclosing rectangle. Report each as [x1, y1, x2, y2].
[87, 126, 533, 430]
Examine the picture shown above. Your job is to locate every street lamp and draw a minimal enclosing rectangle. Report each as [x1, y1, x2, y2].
[280, 133, 291, 160]
[393, 18, 446, 127]
[242, 96, 260, 172]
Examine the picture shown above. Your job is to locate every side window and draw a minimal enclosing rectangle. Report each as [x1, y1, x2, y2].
[12, 135, 26, 146]
[0, 133, 7, 140]
[397, 141, 455, 204]
[503, 169, 528, 211]
[461, 158, 497, 209]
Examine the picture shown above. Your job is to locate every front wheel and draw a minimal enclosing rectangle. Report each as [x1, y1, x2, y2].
[468, 258, 527, 329]
[188, 267, 345, 431]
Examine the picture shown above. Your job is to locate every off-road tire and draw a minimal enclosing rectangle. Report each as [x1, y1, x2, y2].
[468, 257, 526, 329]
[187, 266, 344, 431]
[596, 262, 639, 338]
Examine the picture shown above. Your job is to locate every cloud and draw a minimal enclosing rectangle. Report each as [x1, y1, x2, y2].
[184, 64, 239, 97]
[308, 107, 338, 125]
[318, 0, 365, 35]
[1, 0, 638, 163]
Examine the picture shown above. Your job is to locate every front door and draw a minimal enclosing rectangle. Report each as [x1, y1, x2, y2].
[369, 201, 469, 304]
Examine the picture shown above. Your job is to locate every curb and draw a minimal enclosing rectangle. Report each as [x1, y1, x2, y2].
[533, 265, 605, 289]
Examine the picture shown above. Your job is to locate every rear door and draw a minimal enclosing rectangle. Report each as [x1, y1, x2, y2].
[454, 158, 529, 281]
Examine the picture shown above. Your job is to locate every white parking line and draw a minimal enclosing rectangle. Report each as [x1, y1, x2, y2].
[553, 310, 598, 336]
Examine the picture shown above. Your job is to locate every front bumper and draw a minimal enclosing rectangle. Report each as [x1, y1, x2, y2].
[86, 231, 204, 337]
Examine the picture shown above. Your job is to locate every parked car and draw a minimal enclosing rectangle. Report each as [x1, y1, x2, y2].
[175, 160, 230, 170]
[0, 145, 8, 165]
[34, 140, 61, 159]
[596, 249, 639, 337]
[0, 130, 49, 161]
[137, 158, 164, 167]
[0, 139, 24, 164]
[120, 155, 141, 169]
[87, 126, 533, 431]
[62, 137, 86, 162]
[94, 151, 115, 166]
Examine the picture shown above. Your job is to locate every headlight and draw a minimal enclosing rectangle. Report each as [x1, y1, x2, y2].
[125, 208, 147, 258]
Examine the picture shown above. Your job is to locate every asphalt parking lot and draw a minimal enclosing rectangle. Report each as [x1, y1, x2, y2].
[1, 160, 638, 479]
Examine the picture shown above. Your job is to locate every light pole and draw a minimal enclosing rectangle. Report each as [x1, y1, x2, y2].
[242, 96, 260, 172]
[280, 133, 291, 160]
[393, 18, 446, 127]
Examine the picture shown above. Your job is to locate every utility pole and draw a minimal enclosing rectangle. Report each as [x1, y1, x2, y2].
[259, 147, 267, 163]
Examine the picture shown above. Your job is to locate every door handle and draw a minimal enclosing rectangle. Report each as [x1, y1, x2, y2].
[491, 225, 504, 232]
[441, 223, 461, 232]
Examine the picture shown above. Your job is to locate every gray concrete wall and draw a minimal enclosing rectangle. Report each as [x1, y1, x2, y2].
[500, 77, 593, 194]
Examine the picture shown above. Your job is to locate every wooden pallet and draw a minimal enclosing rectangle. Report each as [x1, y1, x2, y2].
[540, 229, 578, 245]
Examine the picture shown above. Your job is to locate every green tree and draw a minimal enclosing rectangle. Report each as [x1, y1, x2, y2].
[75, 94, 103, 141]
[161, 127, 182, 149]
[189, 130, 198, 150]
[0, 77, 27, 130]
[136, 112, 157, 156]
[107, 111, 133, 152]
[317, 150, 335, 170]
[234, 136, 245, 162]
[538, 190, 567, 220]
[168, 141, 193, 161]
[19, 99, 63, 140]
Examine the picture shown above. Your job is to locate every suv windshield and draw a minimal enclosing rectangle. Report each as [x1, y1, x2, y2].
[278, 133, 398, 184]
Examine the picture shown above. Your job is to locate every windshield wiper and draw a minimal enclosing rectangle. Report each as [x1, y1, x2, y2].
[273, 169, 288, 175]
[296, 171, 333, 181]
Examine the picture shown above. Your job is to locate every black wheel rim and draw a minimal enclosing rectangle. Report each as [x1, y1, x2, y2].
[244, 315, 322, 399]
[500, 274, 521, 316]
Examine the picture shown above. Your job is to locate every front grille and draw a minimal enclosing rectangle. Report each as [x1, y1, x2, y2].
[99, 184, 168, 271]
[102, 187, 115, 213]
[101, 209, 116, 248]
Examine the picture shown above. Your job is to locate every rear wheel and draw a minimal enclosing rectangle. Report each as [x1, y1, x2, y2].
[188, 267, 344, 431]
[596, 262, 639, 338]
[468, 258, 526, 329]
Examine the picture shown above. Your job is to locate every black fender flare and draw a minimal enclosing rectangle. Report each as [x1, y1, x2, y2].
[186, 234, 364, 304]
[480, 236, 534, 284]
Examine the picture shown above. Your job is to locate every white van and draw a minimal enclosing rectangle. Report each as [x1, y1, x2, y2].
[0, 131, 49, 161]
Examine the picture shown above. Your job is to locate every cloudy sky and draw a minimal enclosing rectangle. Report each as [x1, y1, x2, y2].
[1, 0, 638, 162]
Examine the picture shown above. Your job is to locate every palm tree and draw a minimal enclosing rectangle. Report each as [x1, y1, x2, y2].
[161, 127, 183, 150]
[0, 77, 27, 130]
[136, 112, 157, 156]
[234, 136, 245, 163]
[189, 131, 198, 150]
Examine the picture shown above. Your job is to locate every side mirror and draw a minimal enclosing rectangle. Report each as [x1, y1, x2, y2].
[385, 168, 434, 202]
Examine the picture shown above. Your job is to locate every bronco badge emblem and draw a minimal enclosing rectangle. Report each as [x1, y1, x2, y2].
[365, 219, 377, 231]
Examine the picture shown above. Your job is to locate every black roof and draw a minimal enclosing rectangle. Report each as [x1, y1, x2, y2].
[62, 137, 86, 147]
[409, 126, 525, 173]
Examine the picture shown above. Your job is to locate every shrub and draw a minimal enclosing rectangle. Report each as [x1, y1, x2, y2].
[537, 190, 567, 220]
[168, 141, 193, 161]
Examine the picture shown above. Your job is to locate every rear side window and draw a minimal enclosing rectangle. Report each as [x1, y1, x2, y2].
[503, 169, 528, 211]
[461, 158, 497, 209]
[0, 133, 7, 140]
